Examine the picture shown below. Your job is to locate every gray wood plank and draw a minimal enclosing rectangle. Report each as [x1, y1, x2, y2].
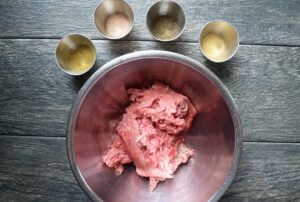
[0, 136, 89, 201]
[0, 39, 299, 142]
[221, 142, 300, 201]
[0, 136, 299, 201]
[0, 0, 299, 45]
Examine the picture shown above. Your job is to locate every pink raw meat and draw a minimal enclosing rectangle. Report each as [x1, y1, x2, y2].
[103, 82, 197, 191]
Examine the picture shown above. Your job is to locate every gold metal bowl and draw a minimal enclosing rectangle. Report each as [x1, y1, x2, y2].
[55, 34, 96, 76]
[199, 20, 239, 63]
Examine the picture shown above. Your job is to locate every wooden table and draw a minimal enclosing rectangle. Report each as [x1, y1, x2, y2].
[0, 0, 299, 201]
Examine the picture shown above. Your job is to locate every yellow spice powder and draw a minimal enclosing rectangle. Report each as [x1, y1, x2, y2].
[64, 45, 95, 74]
[201, 33, 226, 61]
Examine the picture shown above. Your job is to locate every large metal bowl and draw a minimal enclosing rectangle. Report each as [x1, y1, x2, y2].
[67, 50, 243, 202]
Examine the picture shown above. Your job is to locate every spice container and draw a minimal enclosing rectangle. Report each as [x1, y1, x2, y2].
[199, 20, 239, 63]
[94, 0, 134, 39]
[55, 34, 96, 76]
[146, 0, 186, 41]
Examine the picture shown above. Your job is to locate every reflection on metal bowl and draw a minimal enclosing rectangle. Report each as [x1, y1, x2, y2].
[67, 50, 243, 202]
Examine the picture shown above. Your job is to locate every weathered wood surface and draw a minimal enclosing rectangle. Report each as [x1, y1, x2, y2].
[0, 39, 299, 142]
[0, 0, 299, 45]
[0, 136, 89, 201]
[0, 0, 300, 200]
[221, 142, 300, 201]
[0, 136, 299, 201]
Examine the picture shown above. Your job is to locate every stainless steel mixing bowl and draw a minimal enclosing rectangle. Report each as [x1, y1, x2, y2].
[67, 50, 243, 202]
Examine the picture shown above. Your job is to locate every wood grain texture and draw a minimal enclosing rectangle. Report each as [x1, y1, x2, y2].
[0, 136, 299, 201]
[0, 136, 89, 201]
[0, 39, 299, 142]
[0, 1, 299, 201]
[0, 0, 299, 45]
[221, 142, 300, 201]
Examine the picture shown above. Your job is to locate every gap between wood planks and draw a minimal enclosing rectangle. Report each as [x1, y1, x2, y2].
[0, 36, 299, 48]
[0, 134, 299, 145]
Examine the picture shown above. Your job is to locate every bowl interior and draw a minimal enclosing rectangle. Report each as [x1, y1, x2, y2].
[72, 57, 236, 202]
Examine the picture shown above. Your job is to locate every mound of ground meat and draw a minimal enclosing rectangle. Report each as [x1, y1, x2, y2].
[103, 82, 197, 191]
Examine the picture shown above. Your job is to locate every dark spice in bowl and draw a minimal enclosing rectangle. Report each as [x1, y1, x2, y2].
[150, 15, 179, 40]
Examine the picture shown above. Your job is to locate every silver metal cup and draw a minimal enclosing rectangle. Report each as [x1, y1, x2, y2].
[146, 0, 186, 41]
[199, 20, 239, 63]
[55, 34, 96, 76]
[94, 0, 134, 39]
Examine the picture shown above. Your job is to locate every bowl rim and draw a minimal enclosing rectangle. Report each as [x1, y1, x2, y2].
[67, 50, 243, 202]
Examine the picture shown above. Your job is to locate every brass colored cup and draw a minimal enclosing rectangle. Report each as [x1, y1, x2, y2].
[146, 0, 186, 41]
[55, 34, 96, 76]
[199, 20, 239, 63]
[94, 0, 134, 39]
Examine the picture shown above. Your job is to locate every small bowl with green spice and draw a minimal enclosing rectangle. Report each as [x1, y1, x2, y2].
[146, 0, 186, 41]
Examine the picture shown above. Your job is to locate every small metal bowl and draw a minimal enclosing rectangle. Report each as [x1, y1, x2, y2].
[146, 0, 186, 41]
[55, 34, 96, 76]
[199, 20, 239, 63]
[94, 0, 134, 40]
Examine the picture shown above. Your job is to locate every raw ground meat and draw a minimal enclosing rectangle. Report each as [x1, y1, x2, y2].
[103, 82, 197, 191]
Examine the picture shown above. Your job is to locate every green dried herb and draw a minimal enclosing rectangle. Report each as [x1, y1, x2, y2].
[151, 15, 179, 40]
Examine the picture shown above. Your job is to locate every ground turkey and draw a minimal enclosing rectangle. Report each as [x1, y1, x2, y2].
[103, 82, 197, 191]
